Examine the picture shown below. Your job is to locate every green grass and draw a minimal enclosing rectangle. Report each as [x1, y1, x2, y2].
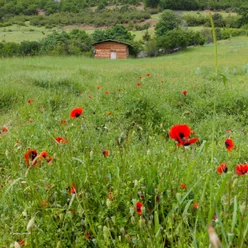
[0, 24, 57, 43]
[1, 36, 248, 247]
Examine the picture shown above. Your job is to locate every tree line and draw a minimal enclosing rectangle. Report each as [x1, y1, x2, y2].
[1, 0, 248, 19]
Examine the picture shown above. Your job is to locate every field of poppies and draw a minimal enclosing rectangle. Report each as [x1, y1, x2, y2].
[1, 36, 248, 247]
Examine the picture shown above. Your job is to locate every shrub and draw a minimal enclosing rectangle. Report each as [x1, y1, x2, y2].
[157, 29, 189, 53]
[184, 14, 208, 27]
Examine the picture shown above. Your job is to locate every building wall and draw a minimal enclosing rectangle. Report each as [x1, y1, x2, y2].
[93, 42, 129, 59]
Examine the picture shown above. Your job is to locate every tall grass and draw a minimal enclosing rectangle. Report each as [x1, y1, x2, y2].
[0, 37, 248, 247]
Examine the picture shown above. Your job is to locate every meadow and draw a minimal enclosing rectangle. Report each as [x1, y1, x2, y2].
[1, 36, 248, 247]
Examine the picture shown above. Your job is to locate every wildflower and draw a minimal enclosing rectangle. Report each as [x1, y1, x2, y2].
[225, 138, 234, 152]
[139, 76, 142, 79]
[169, 124, 199, 147]
[39, 151, 53, 163]
[106, 111, 112, 115]
[85, 231, 92, 240]
[60, 120, 67, 125]
[226, 130, 232, 133]
[216, 163, 228, 174]
[107, 190, 113, 199]
[136, 201, 143, 215]
[146, 73, 150, 77]
[180, 183, 187, 189]
[69, 182, 76, 194]
[24, 149, 38, 167]
[103, 150, 109, 157]
[27, 100, 34, 104]
[97, 86, 101, 90]
[2, 127, 8, 132]
[236, 164, 248, 176]
[182, 90, 187, 96]
[70, 107, 83, 118]
[55, 137, 69, 143]
[193, 202, 199, 209]
[40, 200, 49, 207]
[88, 95, 92, 99]
[18, 239, 25, 246]
[28, 119, 34, 123]
[105, 91, 110, 95]
[136, 83, 141, 87]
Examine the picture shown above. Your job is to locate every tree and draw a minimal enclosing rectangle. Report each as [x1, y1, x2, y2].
[143, 30, 151, 42]
[156, 29, 189, 52]
[155, 10, 182, 37]
[238, 4, 248, 25]
[145, 0, 160, 8]
[92, 25, 135, 43]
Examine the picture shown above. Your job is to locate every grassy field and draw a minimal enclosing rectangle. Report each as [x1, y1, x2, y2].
[1, 36, 248, 247]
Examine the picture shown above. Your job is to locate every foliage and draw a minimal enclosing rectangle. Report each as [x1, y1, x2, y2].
[92, 24, 135, 43]
[157, 29, 190, 52]
[145, 0, 160, 8]
[238, 4, 248, 25]
[0, 29, 93, 57]
[155, 10, 182, 37]
[183, 14, 208, 27]
[159, 0, 199, 10]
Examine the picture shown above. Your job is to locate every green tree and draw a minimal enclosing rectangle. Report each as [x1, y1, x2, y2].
[238, 4, 248, 25]
[92, 25, 135, 43]
[156, 29, 189, 52]
[155, 10, 182, 37]
[145, 0, 160, 8]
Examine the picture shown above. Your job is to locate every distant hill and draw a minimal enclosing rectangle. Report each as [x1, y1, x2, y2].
[0, 0, 247, 19]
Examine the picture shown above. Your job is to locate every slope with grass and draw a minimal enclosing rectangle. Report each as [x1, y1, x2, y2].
[1, 37, 248, 247]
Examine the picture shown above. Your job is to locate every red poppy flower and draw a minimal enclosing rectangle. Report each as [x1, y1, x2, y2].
[217, 163, 228, 174]
[69, 182, 76, 194]
[225, 138, 234, 152]
[169, 124, 199, 147]
[136, 83, 141, 87]
[55, 137, 69, 143]
[136, 201, 143, 215]
[146, 73, 150, 77]
[103, 150, 109, 157]
[27, 99, 34, 104]
[39, 151, 53, 163]
[18, 239, 25, 246]
[226, 130, 232, 133]
[180, 183, 187, 189]
[182, 90, 187, 96]
[60, 120, 67, 125]
[24, 149, 38, 167]
[236, 164, 248, 176]
[2, 127, 8, 132]
[193, 202, 199, 209]
[40, 200, 49, 207]
[70, 107, 83, 118]
[105, 91, 110, 95]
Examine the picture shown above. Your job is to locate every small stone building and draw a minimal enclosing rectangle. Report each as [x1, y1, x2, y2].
[92, 40, 131, 59]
